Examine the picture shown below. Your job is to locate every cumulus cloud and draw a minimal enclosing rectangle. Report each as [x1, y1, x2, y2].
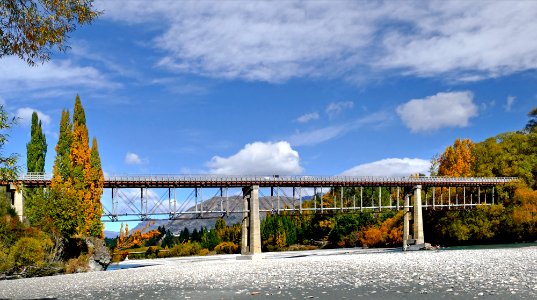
[396, 91, 478, 132]
[341, 158, 430, 177]
[125, 152, 143, 165]
[505, 96, 515, 112]
[15, 107, 51, 126]
[296, 112, 319, 123]
[97, 1, 537, 82]
[207, 141, 303, 175]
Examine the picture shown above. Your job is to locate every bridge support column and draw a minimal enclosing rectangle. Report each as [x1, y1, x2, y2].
[8, 184, 24, 221]
[239, 185, 262, 259]
[413, 185, 425, 245]
[403, 194, 410, 250]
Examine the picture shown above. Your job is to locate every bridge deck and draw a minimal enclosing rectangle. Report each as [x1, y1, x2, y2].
[16, 173, 517, 188]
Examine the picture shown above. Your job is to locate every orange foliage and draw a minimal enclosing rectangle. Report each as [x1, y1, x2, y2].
[115, 222, 161, 250]
[438, 138, 475, 177]
[512, 187, 537, 224]
[358, 212, 403, 247]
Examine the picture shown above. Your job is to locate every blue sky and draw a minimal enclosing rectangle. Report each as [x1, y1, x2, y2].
[2, 1, 537, 230]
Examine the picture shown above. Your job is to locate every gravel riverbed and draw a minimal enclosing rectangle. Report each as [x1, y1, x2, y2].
[1, 246, 537, 299]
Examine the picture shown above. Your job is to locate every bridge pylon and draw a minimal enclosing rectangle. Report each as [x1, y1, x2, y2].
[239, 185, 262, 259]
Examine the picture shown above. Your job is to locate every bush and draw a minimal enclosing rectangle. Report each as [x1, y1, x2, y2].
[214, 242, 239, 254]
[145, 246, 159, 258]
[197, 248, 210, 256]
[9, 236, 53, 268]
[65, 254, 89, 274]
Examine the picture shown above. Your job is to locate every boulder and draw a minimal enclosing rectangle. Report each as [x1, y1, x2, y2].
[85, 237, 112, 271]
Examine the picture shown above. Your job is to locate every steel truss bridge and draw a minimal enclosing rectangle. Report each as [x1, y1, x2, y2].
[17, 173, 517, 222]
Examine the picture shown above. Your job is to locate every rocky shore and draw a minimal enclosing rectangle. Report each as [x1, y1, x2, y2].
[1, 246, 536, 299]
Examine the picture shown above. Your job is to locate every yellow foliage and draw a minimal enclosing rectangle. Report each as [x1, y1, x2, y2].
[438, 138, 476, 177]
[115, 222, 161, 250]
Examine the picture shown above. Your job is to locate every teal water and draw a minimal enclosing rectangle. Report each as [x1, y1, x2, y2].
[442, 242, 537, 251]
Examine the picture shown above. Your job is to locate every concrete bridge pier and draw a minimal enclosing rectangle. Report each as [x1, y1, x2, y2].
[413, 185, 424, 245]
[239, 185, 263, 259]
[403, 185, 426, 251]
[5, 184, 24, 221]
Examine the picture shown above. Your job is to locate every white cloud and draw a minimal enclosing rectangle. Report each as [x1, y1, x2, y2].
[15, 107, 51, 126]
[125, 152, 143, 165]
[289, 111, 389, 146]
[341, 158, 430, 177]
[296, 112, 319, 123]
[207, 141, 303, 175]
[97, 1, 537, 82]
[396, 91, 478, 132]
[326, 101, 354, 118]
[376, 2, 537, 80]
[0, 56, 114, 94]
[505, 96, 515, 112]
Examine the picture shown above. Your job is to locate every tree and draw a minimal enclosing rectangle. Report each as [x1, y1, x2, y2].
[50, 109, 77, 238]
[26, 112, 47, 173]
[49, 95, 104, 238]
[438, 138, 476, 177]
[526, 107, 537, 133]
[1, 0, 100, 65]
[0, 105, 19, 181]
[25, 111, 48, 227]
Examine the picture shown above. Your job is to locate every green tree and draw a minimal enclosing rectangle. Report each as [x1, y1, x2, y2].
[0, 105, 19, 181]
[25, 112, 48, 227]
[26, 112, 47, 173]
[526, 107, 537, 133]
[1, 0, 100, 65]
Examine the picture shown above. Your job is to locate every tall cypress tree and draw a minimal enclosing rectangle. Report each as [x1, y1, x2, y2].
[26, 112, 47, 173]
[25, 111, 47, 226]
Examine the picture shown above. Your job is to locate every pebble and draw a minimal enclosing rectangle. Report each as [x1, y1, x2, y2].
[1, 247, 536, 299]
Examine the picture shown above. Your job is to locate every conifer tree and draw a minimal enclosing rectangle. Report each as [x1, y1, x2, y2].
[25, 112, 47, 226]
[26, 112, 47, 173]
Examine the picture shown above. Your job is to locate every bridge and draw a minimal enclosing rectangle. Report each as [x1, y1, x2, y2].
[6, 173, 517, 256]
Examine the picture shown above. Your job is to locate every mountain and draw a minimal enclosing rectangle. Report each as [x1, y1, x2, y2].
[132, 195, 299, 233]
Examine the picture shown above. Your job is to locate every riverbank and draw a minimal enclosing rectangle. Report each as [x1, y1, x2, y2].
[1, 246, 536, 299]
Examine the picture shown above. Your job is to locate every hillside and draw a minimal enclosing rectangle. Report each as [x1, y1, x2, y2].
[133, 195, 299, 233]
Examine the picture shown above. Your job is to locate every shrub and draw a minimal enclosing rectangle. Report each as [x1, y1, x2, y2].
[197, 248, 210, 256]
[8, 236, 53, 268]
[214, 242, 239, 254]
[65, 254, 89, 274]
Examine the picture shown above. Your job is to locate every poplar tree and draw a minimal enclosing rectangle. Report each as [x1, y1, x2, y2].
[50, 110, 78, 238]
[49, 96, 105, 239]
[88, 138, 104, 237]
[25, 112, 47, 226]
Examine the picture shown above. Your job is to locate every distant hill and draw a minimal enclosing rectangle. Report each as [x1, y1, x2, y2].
[104, 230, 119, 239]
[132, 195, 300, 233]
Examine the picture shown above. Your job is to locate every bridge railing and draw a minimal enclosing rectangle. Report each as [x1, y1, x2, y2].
[18, 173, 518, 185]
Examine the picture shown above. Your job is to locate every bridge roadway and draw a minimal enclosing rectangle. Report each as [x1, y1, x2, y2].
[17, 173, 517, 188]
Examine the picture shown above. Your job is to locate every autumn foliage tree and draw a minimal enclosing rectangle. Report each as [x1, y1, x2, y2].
[1, 0, 100, 65]
[438, 138, 476, 177]
[50, 95, 104, 239]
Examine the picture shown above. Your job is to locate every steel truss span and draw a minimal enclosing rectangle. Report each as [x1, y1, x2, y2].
[15, 173, 518, 222]
[18, 173, 517, 188]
